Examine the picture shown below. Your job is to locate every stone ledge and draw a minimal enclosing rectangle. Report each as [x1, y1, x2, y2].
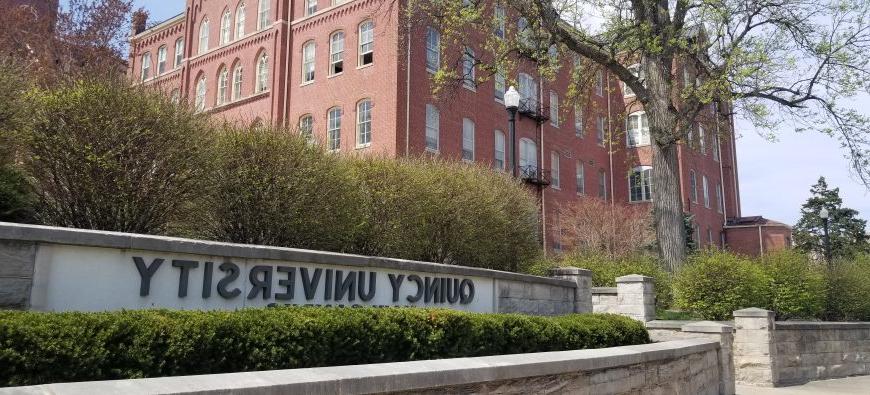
[0, 222, 575, 288]
[615, 274, 653, 283]
[0, 339, 721, 395]
[734, 308, 774, 318]
[592, 287, 617, 295]
[775, 321, 870, 330]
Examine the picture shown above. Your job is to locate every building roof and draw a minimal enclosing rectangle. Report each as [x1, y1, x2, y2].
[725, 216, 791, 228]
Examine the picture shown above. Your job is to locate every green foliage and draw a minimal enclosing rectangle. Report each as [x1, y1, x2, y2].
[559, 252, 673, 308]
[674, 250, 768, 320]
[20, 78, 212, 234]
[0, 165, 35, 223]
[195, 126, 364, 251]
[793, 177, 868, 259]
[826, 253, 870, 321]
[759, 250, 827, 320]
[0, 307, 649, 386]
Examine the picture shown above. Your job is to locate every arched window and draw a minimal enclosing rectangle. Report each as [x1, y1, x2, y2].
[702, 175, 710, 208]
[235, 3, 246, 39]
[174, 38, 184, 67]
[157, 46, 167, 74]
[329, 31, 344, 75]
[298, 114, 313, 140]
[358, 20, 374, 66]
[140, 52, 151, 81]
[356, 99, 372, 147]
[302, 41, 315, 82]
[198, 19, 210, 54]
[232, 65, 243, 100]
[689, 170, 698, 203]
[195, 77, 207, 112]
[256, 53, 269, 93]
[629, 166, 653, 202]
[626, 111, 650, 147]
[493, 130, 505, 170]
[327, 107, 342, 151]
[217, 67, 228, 105]
[220, 10, 232, 44]
[519, 138, 537, 171]
[257, 0, 270, 30]
[623, 64, 643, 97]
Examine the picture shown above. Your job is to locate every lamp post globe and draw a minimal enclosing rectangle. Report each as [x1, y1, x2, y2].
[505, 86, 520, 110]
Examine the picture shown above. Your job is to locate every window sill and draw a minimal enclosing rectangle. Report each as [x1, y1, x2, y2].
[328, 72, 343, 79]
[462, 158, 474, 163]
[357, 63, 374, 70]
[552, 185, 561, 191]
[627, 143, 651, 149]
[355, 143, 371, 150]
[426, 67, 437, 74]
[300, 81, 315, 87]
[628, 200, 652, 204]
[425, 147, 439, 154]
[495, 98, 504, 105]
[463, 84, 477, 92]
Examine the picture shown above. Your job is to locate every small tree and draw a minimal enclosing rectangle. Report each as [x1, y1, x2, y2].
[793, 177, 868, 259]
[556, 196, 655, 258]
[22, 78, 212, 234]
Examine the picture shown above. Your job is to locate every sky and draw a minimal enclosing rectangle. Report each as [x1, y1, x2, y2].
[66, 0, 870, 226]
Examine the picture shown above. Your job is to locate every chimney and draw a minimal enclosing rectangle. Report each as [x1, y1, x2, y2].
[131, 9, 149, 35]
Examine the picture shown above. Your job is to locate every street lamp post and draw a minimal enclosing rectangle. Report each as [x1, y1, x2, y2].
[504, 86, 521, 178]
[820, 207, 832, 265]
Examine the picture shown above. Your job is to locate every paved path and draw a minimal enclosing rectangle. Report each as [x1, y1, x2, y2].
[737, 375, 870, 394]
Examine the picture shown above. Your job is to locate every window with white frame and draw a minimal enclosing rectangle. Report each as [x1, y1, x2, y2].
[629, 166, 653, 202]
[689, 170, 698, 203]
[425, 104, 439, 151]
[327, 107, 341, 151]
[716, 182, 723, 213]
[256, 53, 268, 92]
[576, 161, 585, 194]
[359, 21, 374, 65]
[595, 70, 603, 96]
[708, 228, 713, 245]
[494, 68, 505, 101]
[462, 118, 475, 161]
[712, 133, 720, 162]
[356, 99, 372, 146]
[258, 0, 270, 30]
[518, 72, 538, 107]
[174, 39, 184, 67]
[221, 10, 232, 44]
[140, 52, 151, 81]
[299, 114, 313, 140]
[305, 0, 317, 15]
[598, 169, 607, 199]
[517, 17, 532, 47]
[217, 67, 228, 105]
[195, 77, 207, 111]
[494, 5, 505, 39]
[596, 116, 606, 146]
[329, 31, 344, 75]
[698, 124, 706, 155]
[549, 91, 559, 126]
[199, 19, 209, 54]
[626, 112, 650, 147]
[519, 138, 537, 171]
[157, 46, 167, 74]
[702, 175, 710, 208]
[170, 89, 180, 104]
[232, 65, 243, 100]
[302, 41, 315, 83]
[574, 105, 583, 138]
[462, 47, 476, 89]
[551, 151, 560, 189]
[425, 27, 439, 72]
[623, 64, 643, 97]
[235, 3, 246, 39]
[494, 130, 506, 170]
[686, 127, 695, 149]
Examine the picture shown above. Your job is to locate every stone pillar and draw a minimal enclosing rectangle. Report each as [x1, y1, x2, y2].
[733, 308, 778, 387]
[549, 267, 592, 313]
[682, 321, 736, 395]
[0, 240, 37, 310]
[615, 274, 655, 322]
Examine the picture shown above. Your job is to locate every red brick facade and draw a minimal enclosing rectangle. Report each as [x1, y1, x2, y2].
[129, 0, 786, 255]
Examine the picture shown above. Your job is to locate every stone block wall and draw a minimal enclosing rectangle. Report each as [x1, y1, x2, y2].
[0, 240, 36, 309]
[647, 320, 736, 394]
[592, 287, 618, 314]
[773, 322, 870, 385]
[496, 278, 576, 315]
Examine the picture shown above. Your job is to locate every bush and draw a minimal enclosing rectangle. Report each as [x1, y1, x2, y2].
[0, 308, 649, 386]
[759, 250, 827, 320]
[0, 165, 35, 223]
[195, 125, 364, 251]
[674, 250, 768, 320]
[827, 253, 870, 321]
[558, 252, 673, 308]
[21, 78, 212, 234]
[349, 157, 541, 272]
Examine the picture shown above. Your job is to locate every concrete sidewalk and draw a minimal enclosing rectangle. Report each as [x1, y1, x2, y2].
[737, 375, 870, 394]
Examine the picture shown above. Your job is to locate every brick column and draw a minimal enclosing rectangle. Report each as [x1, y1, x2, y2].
[733, 308, 778, 387]
[615, 274, 655, 322]
[549, 267, 592, 313]
[682, 321, 736, 395]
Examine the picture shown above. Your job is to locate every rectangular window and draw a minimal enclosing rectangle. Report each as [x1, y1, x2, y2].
[518, 73, 538, 108]
[551, 151, 560, 189]
[425, 104, 439, 151]
[549, 91, 559, 127]
[140, 53, 150, 81]
[598, 169, 607, 199]
[327, 107, 341, 151]
[712, 134, 720, 162]
[596, 116, 605, 146]
[330, 32, 344, 75]
[232, 67, 243, 100]
[716, 183, 724, 213]
[258, 0, 271, 30]
[302, 42, 315, 83]
[629, 167, 653, 202]
[699, 125, 706, 155]
[702, 175, 710, 208]
[356, 100, 372, 147]
[359, 21, 374, 66]
[494, 130, 506, 170]
[575, 161, 585, 194]
[462, 118, 475, 161]
[595, 70, 604, 96]
[462, 47, 476, 89]
[494, 68, 505, 101]
[157, 47, 167, 74]
[626, 112, 650, 147]
[494, 5, 505, 39]
[425, 27, 440, 72]
[306, 0, 317, 15]
[623, 64, 641, 97]
[574, 105, 583, 138]
[689, 170, 698, 203]
[174, 39, 184, 68]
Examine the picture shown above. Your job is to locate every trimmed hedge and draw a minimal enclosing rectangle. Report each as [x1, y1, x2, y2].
[0, 307, 649, 386]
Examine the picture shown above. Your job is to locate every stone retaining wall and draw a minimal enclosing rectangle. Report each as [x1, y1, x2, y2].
[592, 287, 618, 314]
[0, 339, 725, 395]
[773, 322, 870, 385]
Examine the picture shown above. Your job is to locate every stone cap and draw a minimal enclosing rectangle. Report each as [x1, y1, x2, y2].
[681, 321, 734, 334]
[615, 274, 654, 283]
[776, 321, 870, 330]
[591, 287, 617, 295]
[549, 267, 592, 277]
[733, 307, 774, 318]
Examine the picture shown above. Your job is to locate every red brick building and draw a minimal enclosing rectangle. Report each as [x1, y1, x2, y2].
[128, 0, 789, 256]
